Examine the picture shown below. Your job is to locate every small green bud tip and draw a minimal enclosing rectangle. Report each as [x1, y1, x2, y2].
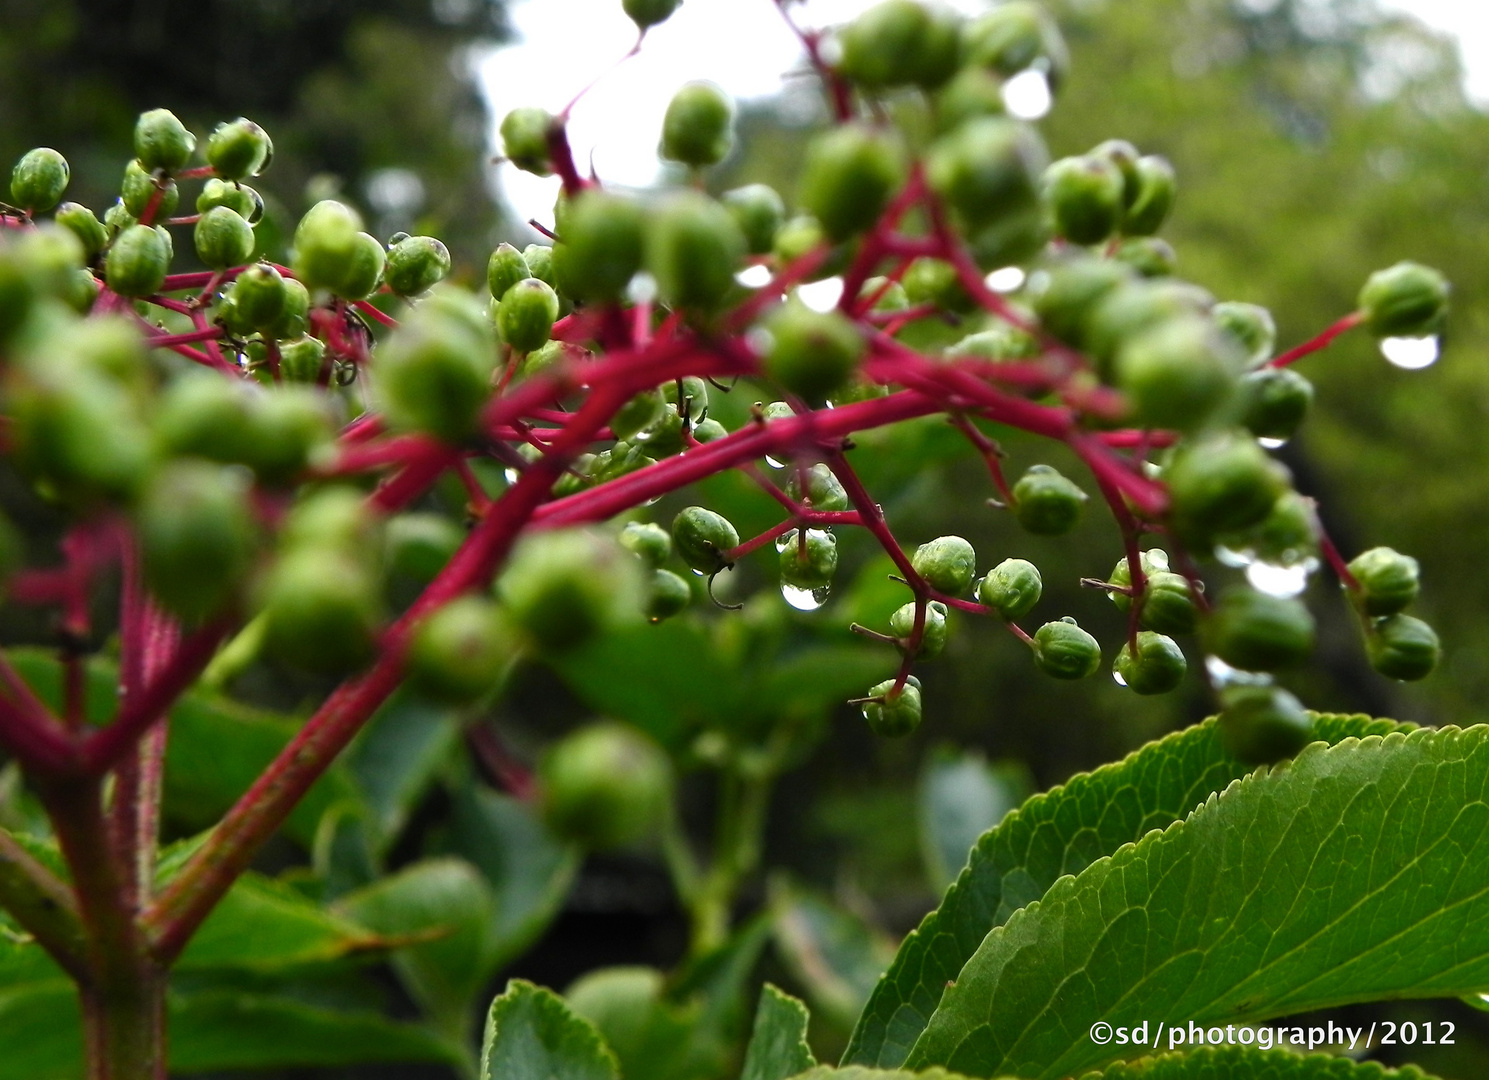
[926, 116, 1047, 232]
[911, 535, 977, 596]
[497, 277, 560, 354]
[623, 0, 681, 30]
[672, 506, 739, 574]
[1358, 261, 1449, 338]
[1121, 155, 1177, 236]
[761, 303, 865, 402]
[501, 107, 556, 176]
[1013, 464, 1088, 536]
[1367, 613, 1440, 682]
[104, 223, 171, 298]
[660, 81, 735, 168]
[407, 596, 513, 703]
[1347, 547, 1420, 617]
[552, 190, 646, 303]
[647, 568, 692, 621]
[1116, 316, 1241, 434]
[723, 184, 786, 255]
[206, 118, 273, 181]
[862, 678, 923, 737]
[487, 243, 531, 300]
[539, 722, 673, 850]
[1033, 618, 1101, 680]
[891, 600, 949, 657]
[785, 463, 850, 512]
[779, 529, 838, 591]
[121, 159, 179, 219]
[1115, 631, 1187, 695]
[1205, 587, 1315, 672]
[194, 205, 256, 270]
[1218, 684, 1314, 765]
[1043, 154, 1125, 246]
[1090, 139, 1142, 205]
[620, 521, 672, 566]
[54, 203, 108, 258]
[385, 235, 451, 297]
[977, 558, 1042, 621]
[134, 108, 196, 172]
[10, 148, 69, 212]
[798, 123, 906, 242]
[1213, 301, 1277, 367]
[645, 191, 746, 311]
[1239, 367, 1313, 442]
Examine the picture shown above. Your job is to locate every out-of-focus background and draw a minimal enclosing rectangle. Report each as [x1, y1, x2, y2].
[4, 0, 1489, 1075]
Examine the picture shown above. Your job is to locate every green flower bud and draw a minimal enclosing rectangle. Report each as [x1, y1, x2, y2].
[1032, 617, 1101, 679]
[977, 558, 1042, 620]
[539, 722, 672, 849]
[522, 243, 557, 289]
[926, 117, 1046, 231]
[121, 160, 179, 219]
[772, 214, 829, 270]
[386, 512, 464, 583]
[553, 190, 646, 303]
[663, 376, 710, 417]
[260, 551, 383, 675]
[1239, 366, 1313, 442]
[863, 677, 923, 737]
[693, 417, 728, 442]
[278, 335, 327, 383]
[1213, 301, 1276, 367]
[373, 285, 497, 441]
[232, 264, 287, 330]
[779, 529, 838, 591]
[407, 596, 514, 702]
[912, 535, 976, 595]
[269, 277, 311, 340]
[1090, 139, 1142, 206]
[1121, 155, 1176, 236]
[903, 258, 974, 314]
[620, 521, 672, 566]
[105, 223, 171, 298]
[798, 124, 906, 242]
[487, 242, 531, 300]
[10, 148, 69, 212]
[196, 177, 262, 222]
[785, 463, 849, 511]
[611, 390, 666, 442]
[103, 199, 137, 237]
[723, 183, 786, 255]
[623, 0, 681, 30]
[54, 203, 108, 259]
[863, 275, 910, 314]
[672, 506, 739, 574]
[243, 386, 334, 485]
[134, 109, 196, 172]
[1031, 256, 1131, 348]
[1112, 236, 1178, 278]
[1114, 631, 1186, 695]
[1084, 278, 1213, 372]
[1013, 464, 1087, 536]
[194, 205, 256, 269]
[1165, 432, 1289, 547]
[970, 203, 1049, 271]
[154, 371, 255, 462]
[1043, 155, 1125, 245]
[281, 487, 380, 561]
[335, 231, 385, 300]
[500, 528, 645, 652]
[1221, 490, 1317, 567]
[384, 235, 451, 297]
[207, 117, 273, 180]
[1347, 547, 1420, 617]
[9, 367, 152, 504]
[961, 1, 1068, 86]
[646, 191, 746, 311]
[497, 277, 560, 353]
[1205, 587, 1315, 671]
[1357, 261, 1449, 338]
[1366, 613, 1439, 682]
[839, 0, 960, 90]
[890, 600, 949, 656]
[933, 67, 1006, 132]
[501, 107, 555, 176]
[63, 267, 99, 314]
[660, 81, 735, 168]
[1115, 315, 1241, 433]
[1218, 684, 1314, 765]
[761, 302, 864, 402]
[139, 461, 258, 621]
[292, 200, 363, 292]
[647, 568, 692, 621]
[1108, 556, 1199, 636]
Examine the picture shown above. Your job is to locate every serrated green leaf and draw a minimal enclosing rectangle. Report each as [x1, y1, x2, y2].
[1078, 1047, 1439, 1079]
[742, 984, 817, 1080]
[346, 689, 463, 856]
[845, 714, 1413, 1068]
[480, 979, 620, 1080]
[906, 726, 1489, 1078]
[770, 878, 896, 1031]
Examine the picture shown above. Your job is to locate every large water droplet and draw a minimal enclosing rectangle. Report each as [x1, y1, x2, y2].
[797, 276, 844, 313]
[1145, 548, 1172, 571]
[1002, 69, 1052, 120]
[781, 582, 829, 610]
[1215, 545, 1255, 569]
[736, 264, 772, 289]
[1205, 655, 1272, 688]
[984, 266, 1026, 293]
[1111, 668, 1128, 687]
[1380, 335, 1440, 370]
[1246, 557, 1318, 598]
[1258, 436, 1288, 450]
[503, 467, 519, 485]
[764, 455, 786, 469]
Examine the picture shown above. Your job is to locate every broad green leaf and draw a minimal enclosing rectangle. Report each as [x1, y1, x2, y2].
[346, 690, 463, 856]
[905, 726, 1489, 1078]
[770, 878, 896, 1030]
[480, 979, 620, 1080]
[0, 979, 81, 1080]
[917, 751, 1030, 894]
[1079, 1047, 1439, 1079]
[742, 984, 816, 1080]
[844, 714, 1413, 1068]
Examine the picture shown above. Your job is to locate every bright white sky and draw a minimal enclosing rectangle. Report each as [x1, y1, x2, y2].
[478, 0, 1489, 238]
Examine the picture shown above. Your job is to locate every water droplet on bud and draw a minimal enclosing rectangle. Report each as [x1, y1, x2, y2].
[1258, 436, 1288, 450]
[984, 266, 1025, 293]
[1380, 335, 1440, 370]
[736, 264, 772, 288]
[1246, 557, 1317, 598]
[780, 582, 829, 610]
[1002, 69, 1053, 120]
[1112, 668, 1128, 687]
[797, 276, 845, 313]
[1215, 545, 1255, 569]
[1205, 654, 1273, 688]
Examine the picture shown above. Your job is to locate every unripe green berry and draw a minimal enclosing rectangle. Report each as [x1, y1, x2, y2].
[863, 677, 923, 737]
[1115, 315, 1240, 433]
[771, 214, 830, 271]
[1013, 464, 1087, 536]
[798, 124, 906, 242]
[1357, 261, 1449, 337]
[660, 81, 735, 168]
[1205, 587, 1315, 671]
[260, 551, 383, 675]
[779, 529, 837, 590]
[121, 160, 179, 219]
[961, 1, 1068, 85]
[500, 528, 644, 652]
[269, 277, 311, 340]
[407, 596, 514, 702]
[105, 223, 171, 298]
[785, 463, 849, 512]
[1165, 432, 1289, 547]
[487, 243, 531, 300]
[672, 506, 739, 574]
[863, 275, 910, 314]
[278, 335, 327, 383]
[839, 0, 959, 90]
[623, 0, 681, 30]
[1366, 614, 1439, 682]
[53, 203, 108, 259]
[760, 302, 864, 402]
[103, 200, 137, 237]
[1221, 490, 1317, 567]
[10, 148, 69, 212]
[1032, 618, 1101, 680]
[243, 386, 334, 485]
[620, 521, 672, 566]
[207, 117, 273, 180]
[1121, 156, 1177, 236]
[891, 600, 949, 656]
[385, 235, 451, 297]
[501, 108, 555, 176]
[232, 264, 288, 331]
[1114, 631, 1186, 695]
[1239, 366, 1313, 442]
[978, 558, 1042, 621]
[646, 192, 745, 312]
[912, 535, 976, 596]
[1031, 257, 1131, 348]
[927, 118, 1046, 231]
[1043, 154, 1125, 245]
[134, 109, 196, 172]
[383, 513, 464, 585]
[195, 205, 256, 269]
[374, 285, 497, 441]
[553, 190, 646, 303]
[1213, 301, 1277, 367]
[1112, 236, 1178, 278]
[647, 568, 692, 621]
[1218, 684, 1314, 765]
[139, 461, 258, 622]
[197, 178, 262, 222]
[497, 277, 560, 353]
[1347, 547, 1420, 617]
[539, 722, 672, 850]
[292, 200, 363, 292]
[723, 184, 786, 255]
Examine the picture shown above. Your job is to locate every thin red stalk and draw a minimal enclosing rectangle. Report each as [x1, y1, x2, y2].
[366, 444, 465, 515]
[147, 327, 224, 347]
[950, 414, 1016, 506]
[1269, 311, 1366, 368]
[352, 299, 398, 329]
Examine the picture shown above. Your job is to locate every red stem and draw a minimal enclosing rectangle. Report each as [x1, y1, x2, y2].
[1269, 311, 1366, 368]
